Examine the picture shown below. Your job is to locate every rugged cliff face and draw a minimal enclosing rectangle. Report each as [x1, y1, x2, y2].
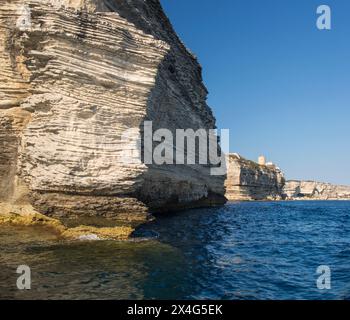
[283, 181, 350, 200]
[225, 154, 285, 201]
[0, 0, 226, 224]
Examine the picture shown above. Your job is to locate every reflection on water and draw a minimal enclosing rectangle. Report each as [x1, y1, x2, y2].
[1, 201, 350, 299]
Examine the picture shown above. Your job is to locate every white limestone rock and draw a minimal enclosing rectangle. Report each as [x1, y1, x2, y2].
[283, 181, 350, 200]
[225, 154, 285, 201]
[0, 0, 226, 223]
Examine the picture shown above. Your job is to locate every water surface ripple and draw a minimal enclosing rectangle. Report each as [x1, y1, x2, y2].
[1, 201, 350, 300]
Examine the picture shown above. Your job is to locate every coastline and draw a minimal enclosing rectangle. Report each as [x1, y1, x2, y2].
[2, 197, 350, 243]
[225, 154, 350, 202]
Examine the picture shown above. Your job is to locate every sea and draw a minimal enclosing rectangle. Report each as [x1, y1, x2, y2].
[1, 201, 350, 300]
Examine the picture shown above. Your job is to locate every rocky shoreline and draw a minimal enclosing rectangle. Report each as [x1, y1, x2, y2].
[0, 202, 134, 240]
[2, 150, 350, 240]
[225, 153, 350, 202]
[1, 2, 349, 240]
[0, 0, 226, 236]
[282, 180, 350, 201]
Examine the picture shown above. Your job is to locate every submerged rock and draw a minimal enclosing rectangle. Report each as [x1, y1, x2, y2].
[0, 202, 134, 240]
[0, 0, 226, 226]
[61, 225, 134, 241]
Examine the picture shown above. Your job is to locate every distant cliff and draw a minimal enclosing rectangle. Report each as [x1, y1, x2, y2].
[225, 154, 350, 202]
[283, 181, 350, 200]
[225, 154, 285, 201]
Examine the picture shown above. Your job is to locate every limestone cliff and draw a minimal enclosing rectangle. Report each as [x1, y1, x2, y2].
[0, 0, 226, 224]
[283, 181, 350, 200]
[225, 154, 285, 201]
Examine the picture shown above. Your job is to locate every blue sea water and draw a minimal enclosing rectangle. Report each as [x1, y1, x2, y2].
[1, 201, 350, 300]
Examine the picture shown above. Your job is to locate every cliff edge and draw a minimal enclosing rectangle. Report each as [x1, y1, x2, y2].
[0, 0, 226, 226]
[283, 180, 350, 200]
[225, 154, 285, 201]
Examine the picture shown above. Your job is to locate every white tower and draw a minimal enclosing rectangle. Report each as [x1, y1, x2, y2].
[258, 155, 266, 166]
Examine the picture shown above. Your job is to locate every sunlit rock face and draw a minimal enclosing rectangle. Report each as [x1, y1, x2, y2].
[283, 181, 350, 200]
[225, 154, 285, 201]
[0, 0, 226, 223]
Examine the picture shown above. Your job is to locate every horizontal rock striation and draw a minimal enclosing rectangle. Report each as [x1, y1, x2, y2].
[283, 181, 350, 200]
[225, 154, 285, 201]
[0, 0, 226, 224]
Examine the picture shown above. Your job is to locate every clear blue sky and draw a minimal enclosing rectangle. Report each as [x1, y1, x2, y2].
[161, 0, 350, 185]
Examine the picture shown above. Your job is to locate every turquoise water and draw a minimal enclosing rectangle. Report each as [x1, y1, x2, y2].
[1, 201, 350, 300]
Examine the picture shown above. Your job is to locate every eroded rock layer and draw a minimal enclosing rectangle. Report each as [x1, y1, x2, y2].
[0, 0, 226, 223]
[283, 181, 350, 200]
[225, 154, 285, 201]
